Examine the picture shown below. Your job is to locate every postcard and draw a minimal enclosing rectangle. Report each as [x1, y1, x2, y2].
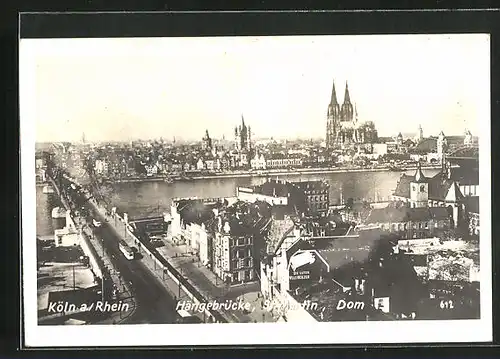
[20, 31, 491, 346]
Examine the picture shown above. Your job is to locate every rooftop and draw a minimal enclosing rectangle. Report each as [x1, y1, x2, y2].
[463, 196, 479, 214]
[365, 206, 450, 224]
[252, 179, 329, 198]
[291, 252, 426, 321]
[447, 166, 479, 186]
[393, 169, 463, 202]
[38, 261, 96, 313]
[216, 200, 273, 236]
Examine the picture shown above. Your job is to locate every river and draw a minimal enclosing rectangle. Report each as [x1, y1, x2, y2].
[106, 169, 440, 219]
[36, 185, 66, 236]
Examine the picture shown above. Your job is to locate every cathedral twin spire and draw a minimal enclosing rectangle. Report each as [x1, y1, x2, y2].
[329, 80, 352, 107]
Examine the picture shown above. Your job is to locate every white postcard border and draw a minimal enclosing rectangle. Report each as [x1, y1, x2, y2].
[20, 35, 493, 347]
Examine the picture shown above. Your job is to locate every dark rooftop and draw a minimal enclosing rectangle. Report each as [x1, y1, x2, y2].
[448, 166, 479, 186]
[365, 206, 450, 224]
[393, 170, 463, 202]
[253, 179, 329, 198]
[254, 180, 290, 197]
[292, 252, 427, 321]
[219, 200, 273, 236]
[175, 198, 223, 226]
[463, 196, 480, 214]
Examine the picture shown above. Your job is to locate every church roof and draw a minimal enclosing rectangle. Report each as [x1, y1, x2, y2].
[413, 164, 427, 183]
[463, 196, 479, 214]
[393, 169, 463, 202]
[446, 166, 479, 186]
[393, 174, 413, 198]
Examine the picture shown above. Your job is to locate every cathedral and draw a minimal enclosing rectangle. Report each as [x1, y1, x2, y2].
[325, 80, 377, 149]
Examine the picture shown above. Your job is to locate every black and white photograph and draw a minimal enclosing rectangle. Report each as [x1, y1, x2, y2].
[21, 33, 491, 346]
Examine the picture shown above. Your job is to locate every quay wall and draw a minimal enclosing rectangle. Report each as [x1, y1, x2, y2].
[47, 175, 105, 279]
[106, 165, 443, 184]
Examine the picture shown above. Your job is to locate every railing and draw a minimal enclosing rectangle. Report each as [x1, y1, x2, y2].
[115, 213, 228, 323]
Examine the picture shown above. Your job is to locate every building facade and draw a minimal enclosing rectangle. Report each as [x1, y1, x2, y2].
[213, 223, 255, 283]
[365, 206, 451, 239]
[170, 197, 270, 285]
[237, 178, 330, 218]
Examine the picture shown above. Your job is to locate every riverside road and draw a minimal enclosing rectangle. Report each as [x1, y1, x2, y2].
[83, 201, 179, 324]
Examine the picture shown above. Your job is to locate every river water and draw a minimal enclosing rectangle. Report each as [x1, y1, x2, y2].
[106, 169, 440, 219]
[36, 185, 66, 236]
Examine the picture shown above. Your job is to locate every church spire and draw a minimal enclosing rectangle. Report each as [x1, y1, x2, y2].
[414, 162, 426, 183]
[241, 114, 245, 128]
[330, 79, 339, 105]
[344, 81, 351, 104]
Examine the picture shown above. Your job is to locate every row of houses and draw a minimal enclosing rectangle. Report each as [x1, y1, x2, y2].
[169, 197, 272, 284]
[167, 179, 333, 284]
[260, 225, 480, 322]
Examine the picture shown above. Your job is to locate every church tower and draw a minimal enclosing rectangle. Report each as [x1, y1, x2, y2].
[234, 126, 240, 150]
[341, 82, 354, 123]
[409, 162, 428, 208]
[326, 80, 340, 148]
[240, 115, 248, 151]
[416, 125, 423, 143]
[437, 130, 447, 162]
[464, 129, 473, 147]
[247, 125, 252, 152]
[202, 129, 212, 151]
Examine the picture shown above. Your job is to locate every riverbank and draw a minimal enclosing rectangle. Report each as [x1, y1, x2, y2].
[107, 165, 443, 184]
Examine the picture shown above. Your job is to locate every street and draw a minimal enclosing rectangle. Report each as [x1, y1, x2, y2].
[88, 206, 179, 324]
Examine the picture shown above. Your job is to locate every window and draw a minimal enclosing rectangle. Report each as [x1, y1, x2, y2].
[420, 185, 425, 193]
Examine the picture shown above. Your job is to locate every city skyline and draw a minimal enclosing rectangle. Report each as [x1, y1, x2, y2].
[22, 34, 489, 143]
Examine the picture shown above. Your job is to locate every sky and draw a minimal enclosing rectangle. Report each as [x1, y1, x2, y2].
[21, 34, 490, 143]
